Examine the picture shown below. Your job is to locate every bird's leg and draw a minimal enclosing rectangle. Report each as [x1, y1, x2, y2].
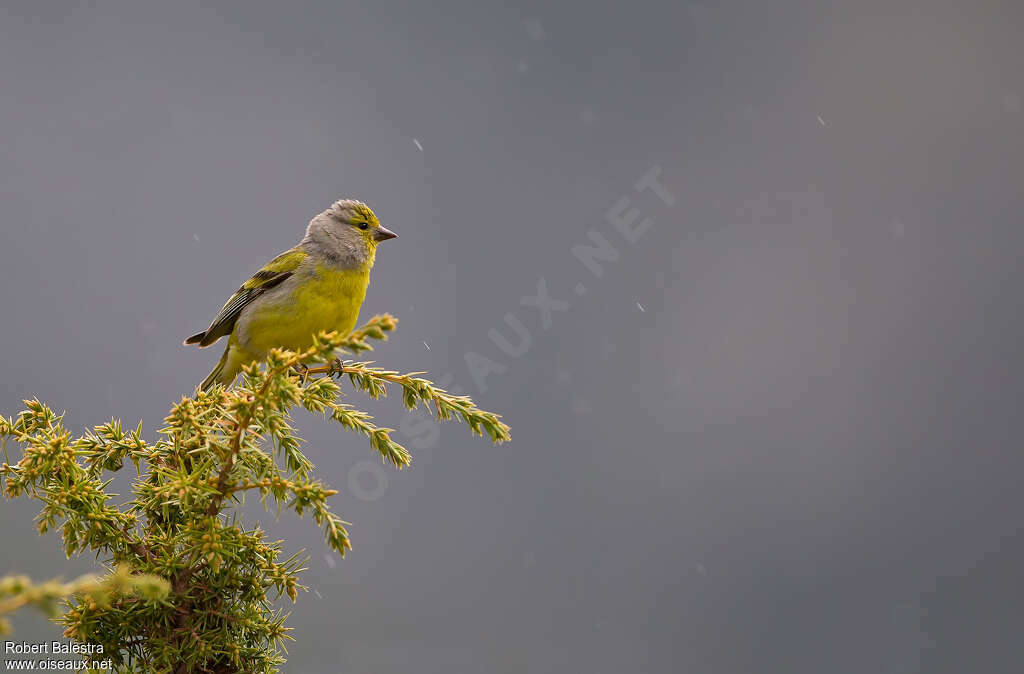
[328, 358, 347, 380]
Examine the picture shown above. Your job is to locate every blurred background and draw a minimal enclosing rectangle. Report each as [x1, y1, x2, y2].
[2, 0, 1023, 672]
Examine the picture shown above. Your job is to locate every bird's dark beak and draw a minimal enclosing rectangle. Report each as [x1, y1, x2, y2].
[374, 225, 398, 242]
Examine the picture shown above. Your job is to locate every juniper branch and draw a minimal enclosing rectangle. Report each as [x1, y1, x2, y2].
[0, 314, 508, 672]
[0, 565, 168, 636]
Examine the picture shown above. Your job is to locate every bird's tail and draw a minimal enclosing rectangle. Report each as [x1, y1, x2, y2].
[200, 344, 231, 392]
[184, 330, 207, 346]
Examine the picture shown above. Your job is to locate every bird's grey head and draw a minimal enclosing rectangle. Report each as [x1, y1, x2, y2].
[302, 198, 397, 266]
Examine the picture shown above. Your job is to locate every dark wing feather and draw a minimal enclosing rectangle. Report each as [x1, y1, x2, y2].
[184, 248, 306, 348]
[193, 276, 290, 346]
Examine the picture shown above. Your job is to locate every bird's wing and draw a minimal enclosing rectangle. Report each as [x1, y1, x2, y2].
[184, 248, 307, 347]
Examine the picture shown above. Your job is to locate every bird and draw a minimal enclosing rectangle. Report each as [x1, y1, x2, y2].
[184, 199, 397, 391]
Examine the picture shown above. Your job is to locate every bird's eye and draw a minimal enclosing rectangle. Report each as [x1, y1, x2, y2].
[358, 222, 369, 230]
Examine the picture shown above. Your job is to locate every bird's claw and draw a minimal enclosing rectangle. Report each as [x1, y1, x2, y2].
[328, 358, 346, 379]
[292, 364, 310, 385]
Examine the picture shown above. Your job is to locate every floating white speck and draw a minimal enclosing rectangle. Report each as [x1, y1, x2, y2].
[193, 233, 200, 242]
[602, 339, 616, 358]
[324, 554, 336, 569]
[570, 397, 591, 415]
[817, 115, 827, 126]
[413, 138, 423, 152]
[524, 17, 546, 41]
[636, 302, 645, 312]
[313, 589, 323, 599]
[422, 341, 431, 350]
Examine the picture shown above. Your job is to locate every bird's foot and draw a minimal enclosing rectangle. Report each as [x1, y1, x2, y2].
[328, 358, 347, 379]
[292, 363, 310, 385]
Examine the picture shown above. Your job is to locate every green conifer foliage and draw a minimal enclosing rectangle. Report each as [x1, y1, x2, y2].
[1, 315, 509, 672]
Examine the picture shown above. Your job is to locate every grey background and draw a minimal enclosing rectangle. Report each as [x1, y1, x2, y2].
[2, 0, 1023, 672]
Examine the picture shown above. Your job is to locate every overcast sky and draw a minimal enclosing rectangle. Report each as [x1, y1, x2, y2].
[2, 1, 1023, 672]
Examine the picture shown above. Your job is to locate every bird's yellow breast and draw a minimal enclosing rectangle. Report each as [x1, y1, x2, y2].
[239, 263, 370, 358]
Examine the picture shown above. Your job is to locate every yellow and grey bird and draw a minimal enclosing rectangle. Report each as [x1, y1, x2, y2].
[184, 199, 397, 391]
